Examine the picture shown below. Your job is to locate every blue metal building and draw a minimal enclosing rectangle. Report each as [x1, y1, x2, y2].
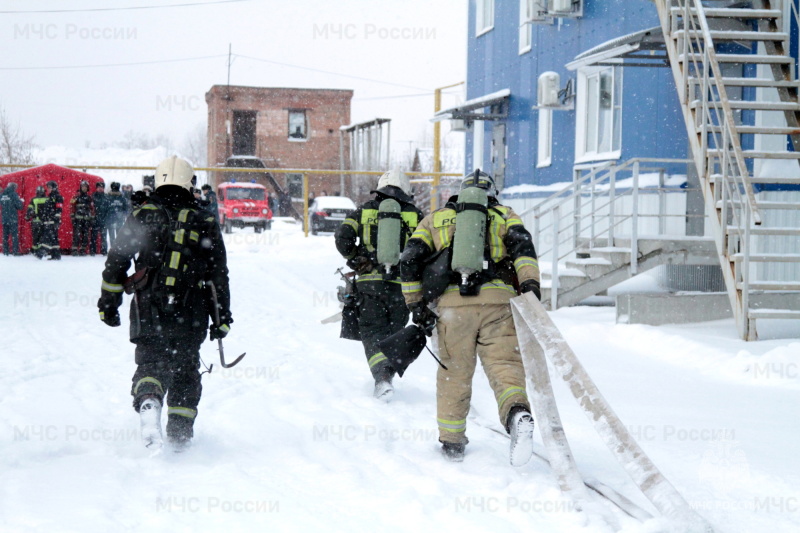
[450, 0, 690, 192]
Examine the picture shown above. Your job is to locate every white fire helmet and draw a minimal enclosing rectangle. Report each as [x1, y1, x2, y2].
[154, 156, 195, 191]
[377, 169, 412, 196]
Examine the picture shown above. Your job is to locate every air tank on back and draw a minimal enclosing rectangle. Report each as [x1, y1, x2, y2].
[451, 186, 488, 284]
[377, 198, 402, 273]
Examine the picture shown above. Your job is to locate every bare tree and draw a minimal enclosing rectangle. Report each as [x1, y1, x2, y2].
[180, 122, 207, 167]
[115, 130, 175, 153]
[0, 106, 37, 175]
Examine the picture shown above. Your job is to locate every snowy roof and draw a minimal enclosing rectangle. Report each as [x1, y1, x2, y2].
[312, 196, 357, 209]
[432, 89, 510, 122]
[566, 26, 666, 71]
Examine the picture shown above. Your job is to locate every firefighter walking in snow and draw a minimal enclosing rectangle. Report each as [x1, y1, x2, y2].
[97, 156, 232, 450]
[334, 170, 424, 401]
[399, 170, 540, 465]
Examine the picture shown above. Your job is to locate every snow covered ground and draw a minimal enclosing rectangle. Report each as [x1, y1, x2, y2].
[1, 219, 798, 533]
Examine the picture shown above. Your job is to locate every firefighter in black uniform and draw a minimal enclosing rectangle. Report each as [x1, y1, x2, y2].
[90, 182, 109, 255]
[71, 180, 95, 255]
[105, 182, 129, 247]
[42, 181, 63, 260]
[334, 170, 424, 401]
[25, 186, 47, 258]
[97, 156, 232, 450]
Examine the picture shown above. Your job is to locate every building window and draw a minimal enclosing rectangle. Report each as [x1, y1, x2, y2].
[576, 66, 622, 162]
[232, 110, 257, 155]
[537, 108, 552, 167]
[476, 0, 494, 36]
[286, 173, 303, 199]
[519, 0, 532, 54]
[288, 110, 307, 141]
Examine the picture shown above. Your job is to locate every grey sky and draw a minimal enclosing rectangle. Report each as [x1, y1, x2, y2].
[1, 0, 466, 161]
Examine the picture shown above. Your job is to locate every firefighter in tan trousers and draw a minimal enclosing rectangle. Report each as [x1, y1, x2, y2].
[399, 170, 541, 465]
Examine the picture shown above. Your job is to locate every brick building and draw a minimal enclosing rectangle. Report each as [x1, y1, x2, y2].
[206, 85, 353, 200]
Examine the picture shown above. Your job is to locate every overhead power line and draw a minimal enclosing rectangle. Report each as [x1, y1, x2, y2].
[234, 54, 432, 92]
[0, 50, 449, 96]
[0, 55, 228, 71]
[0, 0, 252, 14]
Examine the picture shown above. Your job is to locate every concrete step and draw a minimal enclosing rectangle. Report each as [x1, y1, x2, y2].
[565, 257, 615, 279]
[586, 247, 633, 268]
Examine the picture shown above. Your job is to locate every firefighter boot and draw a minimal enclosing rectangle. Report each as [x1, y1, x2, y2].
[139, 395, 163, 450]
[441, 441, 466, 462]
[166, 413, 194, 452]
[507, 406, 535, 467]
[373, 368, 394, 402]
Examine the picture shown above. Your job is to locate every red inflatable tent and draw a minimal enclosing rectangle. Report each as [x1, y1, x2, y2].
[0, 164, 105, 254]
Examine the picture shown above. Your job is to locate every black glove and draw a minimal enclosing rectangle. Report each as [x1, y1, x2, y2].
[98, 289, 122, 327]
[210, 323, 230, 340]
[520, 279, 541, 301]
[99, 308, 120, 327]
[346, 256, 374, 275]
[410, 302, 437, 337]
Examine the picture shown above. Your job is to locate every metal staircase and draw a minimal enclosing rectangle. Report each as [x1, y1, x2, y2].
[517, 1, 800, 339]
[652, 0, 800, 339]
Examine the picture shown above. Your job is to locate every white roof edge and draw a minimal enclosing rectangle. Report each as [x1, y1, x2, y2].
[566, 44, 638, 71]
[434, 88, 511, 117]
[566, 26, 662, 71]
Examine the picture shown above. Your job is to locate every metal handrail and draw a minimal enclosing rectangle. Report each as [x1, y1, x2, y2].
[529, 157, 694, 306]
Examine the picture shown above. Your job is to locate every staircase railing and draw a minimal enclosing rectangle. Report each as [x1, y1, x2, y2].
[518, 158, 697, 307]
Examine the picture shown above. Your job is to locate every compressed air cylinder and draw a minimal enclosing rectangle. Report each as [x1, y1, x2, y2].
[451, 186, 488, 283]
[377, 198, 402, 273]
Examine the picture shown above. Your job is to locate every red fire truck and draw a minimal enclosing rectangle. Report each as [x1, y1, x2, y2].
[217, 181, 272, 233]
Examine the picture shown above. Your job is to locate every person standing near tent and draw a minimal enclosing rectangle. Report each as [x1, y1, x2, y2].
[104, 182, 128, 247]
[26, 186, 48, 259]
[399, 170, 541, 465]
[0, 182, 24, 255]
[70, 180, 95, 256]
[90, 182, 109, 256]
[201, 184, 219, 223]
[97, 156, 232, 450]
[42, 181, 63, 260]
[334, 170, 424, 401]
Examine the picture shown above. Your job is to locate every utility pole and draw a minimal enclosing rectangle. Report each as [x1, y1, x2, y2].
[432, 81, 464, 212]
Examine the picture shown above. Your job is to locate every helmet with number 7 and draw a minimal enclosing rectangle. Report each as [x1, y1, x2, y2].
[460, 169, 497, 197]
[154, 156, 195, 191]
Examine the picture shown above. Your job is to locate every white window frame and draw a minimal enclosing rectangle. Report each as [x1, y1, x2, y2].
[288, 109, 308, 142]
[575, 65, 623, 163]
[476, 0, 494, 37]
[519, 0, 533, 54]
[537, 108, 553, 167]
